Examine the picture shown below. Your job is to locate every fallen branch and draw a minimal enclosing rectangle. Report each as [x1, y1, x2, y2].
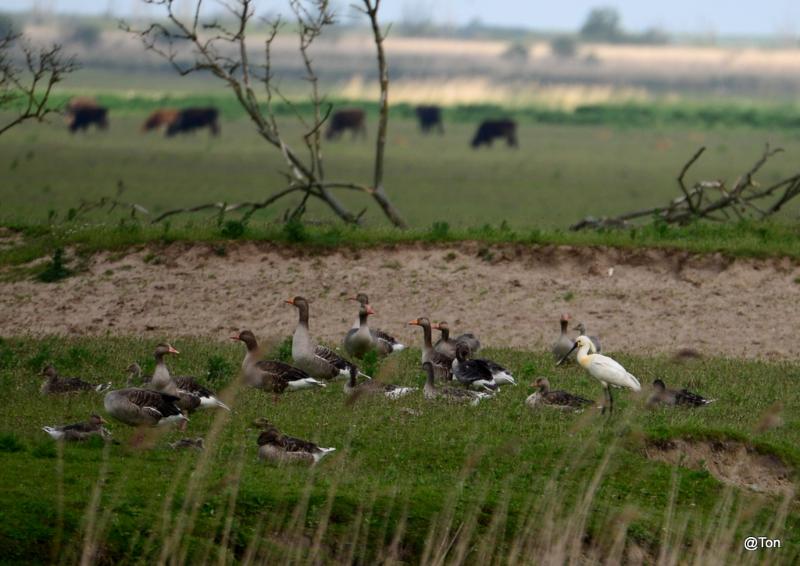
[571, 144, 798, 230]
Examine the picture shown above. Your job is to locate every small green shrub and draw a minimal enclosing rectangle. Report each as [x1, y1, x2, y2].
[0, 433, 25, 453]
[37, 248, 72, 283]
[274, 337, 293, 363]
[283, 217, 308, 243]
[206, 354, 233, 387]
[220, 220, 246, 239]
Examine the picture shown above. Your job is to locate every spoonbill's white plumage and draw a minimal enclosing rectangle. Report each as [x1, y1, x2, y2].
[558, 335, 640, 414]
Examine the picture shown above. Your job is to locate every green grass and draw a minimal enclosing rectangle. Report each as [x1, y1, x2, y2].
[2, 219, 800, 273]
[0, 336, 797, 563]
[3, 109, 800, 231]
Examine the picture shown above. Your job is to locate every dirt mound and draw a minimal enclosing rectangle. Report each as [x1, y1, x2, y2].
[1, 241, 799, 359]
[645, 438, 794, 495]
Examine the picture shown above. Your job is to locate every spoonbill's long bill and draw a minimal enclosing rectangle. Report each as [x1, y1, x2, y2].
[557, 335, 641, 414]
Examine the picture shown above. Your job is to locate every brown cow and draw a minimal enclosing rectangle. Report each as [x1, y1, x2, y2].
[141, 109, 180, 132]
[326, 108, 366, 140]
[471, 119, 518, 148]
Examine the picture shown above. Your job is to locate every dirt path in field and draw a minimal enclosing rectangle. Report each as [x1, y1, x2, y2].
[1, 241, 798, 360]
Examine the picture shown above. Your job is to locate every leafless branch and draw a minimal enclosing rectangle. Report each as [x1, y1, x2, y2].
[123, 0, 407, 228]
[571, 144, 800, 231]
[0, 33, 78, 136]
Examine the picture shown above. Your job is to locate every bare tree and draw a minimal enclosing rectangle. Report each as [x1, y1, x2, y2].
[126, 0, 407, 228]
[0, 33, 78, 136]
[570, 144, 800, 230]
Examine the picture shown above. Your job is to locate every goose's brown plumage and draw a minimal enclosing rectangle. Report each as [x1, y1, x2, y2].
[648, 379, 714, 407]
[288, 296, 359, 380]
[409, 317, 453, 381]
[421, 362, 492, 405]
[104, 387, 187, 426]
[255, 420, 336, 464]
[149, 343, 229, 411]
[433, 321, 480, 357]
[39, 365, 110, 394]
[526, 378, 593, 410]
[42, 414, 112, 441]
[345, 293, 405, 356]
[232, 330, 326, 394]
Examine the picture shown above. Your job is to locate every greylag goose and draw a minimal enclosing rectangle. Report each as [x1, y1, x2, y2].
[40, 365, 111, 394]
[574, 322, 601, 353]
[256, 420, 336, 465]
[558, 336, 641, 415]
[343, 303, 381, 358]
[42, 414, 112, 441]
[231, 330, 326, 395]
[169, 437, 205, 451]
[287, 296, 360, 381]
[433, 321, 481, 356]
[647, 379, 714, 407]
[343, 367, 417, 400]
[347, 293, 405, 355]
[408, 317, 454, 381]
[104, 387, 187, 427]
[525, 378, 593, 410]
[422, 362, 493, 406]
[551, 314, 575, 362]
[125, 363, 150, 387]
[149, 343, 230, 412]
[451, 343, 497, 392]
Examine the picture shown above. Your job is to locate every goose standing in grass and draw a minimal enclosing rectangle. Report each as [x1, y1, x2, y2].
[231, 330, 325, 397]
[149, 343, 230, 412]
[255, 420, 336, 465]
[39, 365, 111, 394]
[42, 414, 112, 441]
[433, 321, 481, 357]
[343, 303, 386, 358]
[574, 322, 601, 353]
[525, 378, 593, 411]
[551, 314, 575, 363]
[288, 296, 361, 381]
[104, 387, 187, 427]
[409, 317, 454, 381]
[647, 379, 715, 407]
[422, 362, 493, 406]
[343, 366, 417, 400]
[346, 293, 405, 355]
[558, 336, 641, 414]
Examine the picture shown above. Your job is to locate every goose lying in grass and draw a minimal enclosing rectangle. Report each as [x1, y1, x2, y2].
[343, 367, 417, 400]
[169, 437, 205, 451]
[345, 293, 405, 357]
[288, 296, 362, 381]
[104, 387, 187, 427]
[231, 330, 326, 398]
[149, 343, 230, 412]
[255, 419, 336, 465]
[452, 343, 516, 388]
[422, 362, 493, 406]
[40, 365, 111, 394]
[647, 379, 715, 407]
[42, 414, 112, 441]
[451, 343, 498, 392]
[525, 378, 593, 411]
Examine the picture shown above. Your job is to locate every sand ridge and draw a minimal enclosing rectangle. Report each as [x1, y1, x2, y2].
[1, 242, 797, 360]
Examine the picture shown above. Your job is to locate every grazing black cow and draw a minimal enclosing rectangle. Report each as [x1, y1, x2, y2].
[326, 108, 366, 140]
[415, 105, 444, 134]
[68, 107, 109, 133]
[166, 107, 220, 137]
[471, 119, 518, 148]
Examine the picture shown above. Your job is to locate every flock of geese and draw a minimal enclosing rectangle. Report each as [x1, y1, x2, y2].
[39, 295, 714, 464]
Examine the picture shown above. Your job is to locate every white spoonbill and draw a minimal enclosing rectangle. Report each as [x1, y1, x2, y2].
[557, 335, 641, 414]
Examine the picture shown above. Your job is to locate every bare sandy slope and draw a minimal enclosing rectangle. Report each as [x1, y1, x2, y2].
[1, 242, 797, 360]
